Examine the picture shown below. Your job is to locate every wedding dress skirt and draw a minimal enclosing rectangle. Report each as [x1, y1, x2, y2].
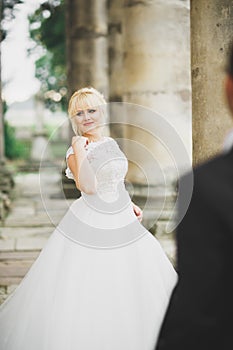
[0, 137, 177, 350]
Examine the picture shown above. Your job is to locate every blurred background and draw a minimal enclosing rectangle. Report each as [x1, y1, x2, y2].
[0, 0, 233, 302]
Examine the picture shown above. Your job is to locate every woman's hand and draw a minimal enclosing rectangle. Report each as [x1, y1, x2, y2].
[132, 202, 143, 222]
[72, 136, 89, 150]
[68, 135, 97, 194]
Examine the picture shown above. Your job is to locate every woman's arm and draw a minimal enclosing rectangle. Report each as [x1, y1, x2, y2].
[131, 201, 143, 222]
[67, 136, 97, 194]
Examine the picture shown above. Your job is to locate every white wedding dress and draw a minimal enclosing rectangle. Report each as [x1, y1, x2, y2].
[0, 136, 177, 350]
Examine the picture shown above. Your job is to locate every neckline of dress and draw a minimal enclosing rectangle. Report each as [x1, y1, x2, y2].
[88, 136, 109, 144]
[85, 137, 110, 150]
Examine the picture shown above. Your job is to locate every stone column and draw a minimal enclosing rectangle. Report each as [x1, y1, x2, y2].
[64, 0, 109, 198]
[122, 0, 192, 233]
[66, 0, 108, 97]
[122, 0, 191, 175]
[191, 0, 233, 165]
[108, 0, 123, 103]
[108, 0, 125, 143]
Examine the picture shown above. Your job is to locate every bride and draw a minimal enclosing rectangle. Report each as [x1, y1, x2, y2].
[0, 87, 177, 350]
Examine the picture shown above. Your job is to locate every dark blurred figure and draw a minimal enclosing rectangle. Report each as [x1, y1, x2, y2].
[156, 42, 233, 350]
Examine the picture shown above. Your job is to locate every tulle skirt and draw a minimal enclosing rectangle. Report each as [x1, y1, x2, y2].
[0, 192, 177, 350]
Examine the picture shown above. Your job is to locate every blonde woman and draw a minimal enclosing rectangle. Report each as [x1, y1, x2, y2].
[0, 87, 177, 350]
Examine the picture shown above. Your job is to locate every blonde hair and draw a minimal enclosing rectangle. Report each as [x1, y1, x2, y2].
[68, 87, 107, 135]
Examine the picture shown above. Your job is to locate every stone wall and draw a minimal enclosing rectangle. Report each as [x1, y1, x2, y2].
[191, 0, 233, 164]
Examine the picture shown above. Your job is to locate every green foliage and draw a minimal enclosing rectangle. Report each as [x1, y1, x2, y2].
[29, 0, 67, 112]
[4, 121, 29, 159]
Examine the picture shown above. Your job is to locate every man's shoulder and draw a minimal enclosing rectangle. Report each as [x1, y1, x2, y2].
[180, 148, 233, 199]
[194, 148, 233, 179]
[181, 149, 233, 212]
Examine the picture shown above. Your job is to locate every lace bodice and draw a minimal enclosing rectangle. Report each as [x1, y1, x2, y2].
[65, 137, 128, 199]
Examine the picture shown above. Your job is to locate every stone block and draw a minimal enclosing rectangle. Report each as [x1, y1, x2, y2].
[16, 236, 49, 251]
[0, 238, 15, 251]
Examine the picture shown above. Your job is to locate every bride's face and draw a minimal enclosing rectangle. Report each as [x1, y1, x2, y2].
[73, 106, 104, 135]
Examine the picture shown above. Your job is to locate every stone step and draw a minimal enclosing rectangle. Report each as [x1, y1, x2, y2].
[0, 277, 22, 287]
[4, 216, 60, 227]
[0, 250, 40, 260]
[0, 251, 41, 287]
[0, 226, 54, 238]
[0, 260, 34, 277]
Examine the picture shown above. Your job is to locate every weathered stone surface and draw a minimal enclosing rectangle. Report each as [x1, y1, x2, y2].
[66, 0, 109, 97]
[191, 0, 233, 164]
[15, 236, 50, 251]
[108, 0, 124, 101]
[122, 0, 192, 177]
[0, 277, 22, 287]
[0, 261, 33, 277]
[0, 227, 54, 238]
[0, 251, 40, 260]
[4, 215, 55, 227]
[0, 238, 15, 251]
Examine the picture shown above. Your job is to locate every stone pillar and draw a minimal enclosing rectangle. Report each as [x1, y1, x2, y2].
[108, 0, 125, 142]
[191, 0, 233, 165]
[64, 0, 109, 198]
[121, 0, 192, 233]
[66, 0, 108, 97]
[108, 0, 123, 103]
[122, 0, 191, 175]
